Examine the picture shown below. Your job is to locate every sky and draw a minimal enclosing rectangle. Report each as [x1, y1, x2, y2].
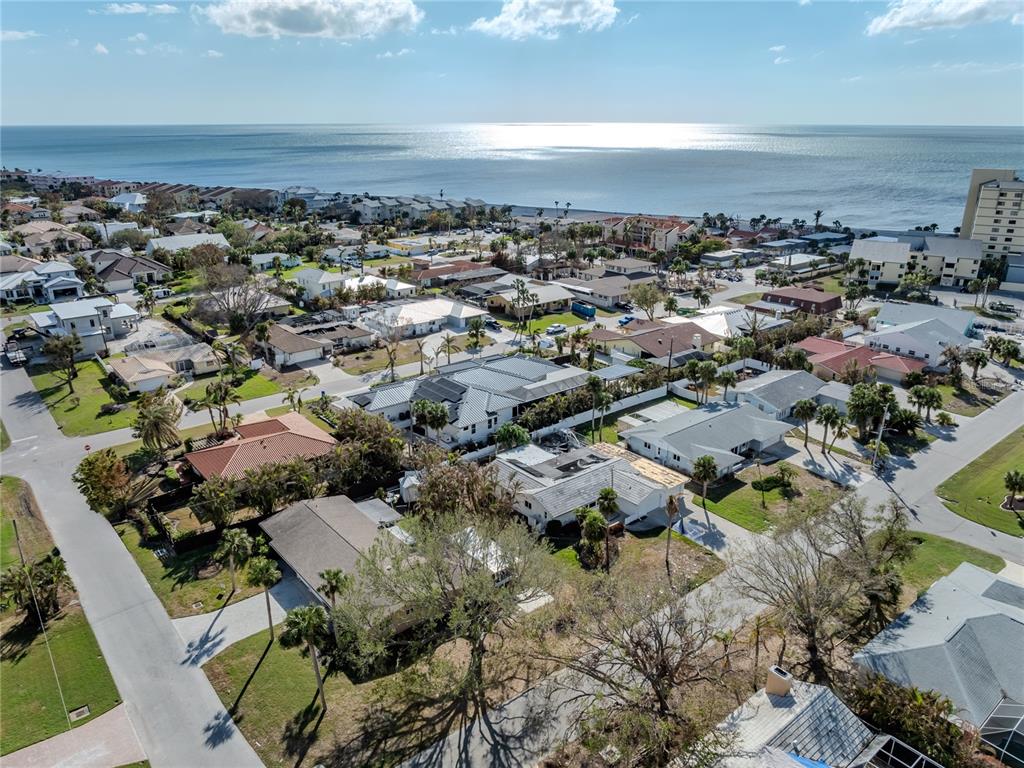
[1, 0, 1022, 126]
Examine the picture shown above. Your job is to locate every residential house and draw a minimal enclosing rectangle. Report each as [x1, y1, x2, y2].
[197, 287, 291, 322]
[21, 225, 93, 256]
[106, 355, 176, 393]
[145, 232, 230, 256]
[260, 324, 331, 370]
[323, 243, 390, 264]
[249, 251, 300, 273]
[756, 286, 842, 316]
[278, 310, 374, 353]
[759, 238, 809, 258]
[700, 247, 762, 267]
[589, 320, 721, 359]
[30, 296, 138, 356]
[91, 252, 171, 293]
[662, 306, 790, 340]
[713, 668, 942, 768]
[485, 277, 574, 318]
[364, 297, 488, 337]
[163, 219, 212, 237]
[183, 412, 336, 480]
[107, 192, 147, 213]
[603, 257, 659, 276]
[325, 226, 363, 246]
[849, 234, 983, 289]
[135, 182, 200, 209]
[0, 259, 84, 304]
[796, 336, 926, 384]
[294, 267, 346, 299]
[342, 274, 416, 299]
[2, 202, 34, 223]
[495, 444, 687, 533]
[84, 220, 155, 245]
[854, 563, 1024, 744]
[871, 301, 975, 337]
[864, 318, 973, 367]
[621, 403, 790, 478]
[725, 369, 851, 417]
[259, 495, 415, 628]
[59, 204, 100, 223]
[769, 251, 832, 276]
[555, 274, 641, 310]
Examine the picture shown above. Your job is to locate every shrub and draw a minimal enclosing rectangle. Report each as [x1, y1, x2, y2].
[165, 467, 180, 483]
[751, 475, 787, 493]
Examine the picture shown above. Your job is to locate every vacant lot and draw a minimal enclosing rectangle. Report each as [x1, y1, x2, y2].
[937, 380, 1010, 417]
[936, 428, 1024, 537]
[29, 359, 137, 436]
[1, 476, 52, 570]
[338, 340, 422, 375]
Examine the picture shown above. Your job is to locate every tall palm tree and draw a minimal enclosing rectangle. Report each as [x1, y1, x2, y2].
[691, 455, 718, 520]
[246, 556, 281, 640]
[317, 569, 350, 609]
[1004, 470, 1024, 508]
[132, 392, 183, 459]
[793, 399, 818, 448]
[586, 375, 604, 443]
[438, 333, 461, 365]
[664, 494, 678, 584]
[815, 404, 841, 455]
[964, 348, 988, 380]
[282, 387, 301, 413]
[597, 486, 617, 572]
[466, 317, 485, 350]
[280, 605, 330, 712]
[215, 528, 253, 594]
[205, 378, 241, 433]
[716, 369, 738, 400]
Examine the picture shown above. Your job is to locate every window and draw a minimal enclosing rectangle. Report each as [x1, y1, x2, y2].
[908, 350, 915, 356]
[524, 500, 532, 510]
[992, 227, 1000, 232]
[895, 347, 901, 353]
[1008, 229, 1015, 234]
[924, 353, 930, 359]
[89, 319, 96, 327]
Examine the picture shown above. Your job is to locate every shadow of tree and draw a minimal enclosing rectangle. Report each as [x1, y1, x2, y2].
[0, 613, 45, 665]
[203, 709, 238, 748]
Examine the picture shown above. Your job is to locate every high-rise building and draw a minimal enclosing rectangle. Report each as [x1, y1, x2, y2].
[959, 169, 1024, 265]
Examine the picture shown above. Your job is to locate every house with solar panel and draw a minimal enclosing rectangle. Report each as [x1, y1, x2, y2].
[349, 353, 593, 448]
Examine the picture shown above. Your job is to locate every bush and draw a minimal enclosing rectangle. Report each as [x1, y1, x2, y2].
[751, 475, 787, 493]
[164, 467, 180, 483]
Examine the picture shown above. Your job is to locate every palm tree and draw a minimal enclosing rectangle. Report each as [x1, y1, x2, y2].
[586, 375, 604, 443]
[438, 333, 461, 365]
[664, 494, 679, 583]
[964, 348, 988, 380]
[597, 487, 618, 573]
[716, 369, 738, 400]
[282, 387, 301, 413]
[132, 392, 183, 459]
[691, 455, 718, 520]
[317, 568, 350, 609]
[1005, 470, 1024, 508]
[793, 399, 818, 449]
[246, 556, 281, 640]
[664, 295, 678, 315]
[466, 316, 485, 350]
[813, 209, 824, 228]
[280, 605, 330, 712]
[692, 286, 711, 309]
[414, 337, 427, 375]
[815, 404, 841, 455]
[206, 378, 241, 434]
[215, 528, 253, 594]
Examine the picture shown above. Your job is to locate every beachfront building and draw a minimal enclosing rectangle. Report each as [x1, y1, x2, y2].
[601, 215, 696, 256]
[848, 234, 982, 289]
[960, 168, 1024, 264]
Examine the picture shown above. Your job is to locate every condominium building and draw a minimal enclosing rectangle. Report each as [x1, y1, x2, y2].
[601, 215, 696, 255]
[848, 234, 982, 288]
[959, 168, 1024, 263]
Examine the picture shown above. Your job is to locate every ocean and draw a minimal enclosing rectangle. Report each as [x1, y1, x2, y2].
[2, 123, 1022, 230]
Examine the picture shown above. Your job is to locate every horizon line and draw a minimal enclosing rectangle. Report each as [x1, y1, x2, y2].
[3, 121, 1024, 129]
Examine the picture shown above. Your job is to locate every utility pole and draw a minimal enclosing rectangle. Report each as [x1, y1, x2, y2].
[871, 401, 890, 468]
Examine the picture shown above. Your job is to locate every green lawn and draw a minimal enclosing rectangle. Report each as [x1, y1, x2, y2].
[576, 423, 619, 445]
[936, 428, 1024, 537]
[0, 608, 121, 755]
[725, 291, 763, 306]
[338, 340, 423, 375]
[179, 370, 282, 404]
[1, 420, 9, 452]
[813, 276, 846, 295]
[0, 302, 50, 318]
[668, 396, 698, 409]
[936, 381, 1009, 417]
[116, 524, 264, 618]
[29, 360, 137, 436]
[168, 273, 203, 295]
[899, 532, 1005, 596]
[499, 311, 588, 334]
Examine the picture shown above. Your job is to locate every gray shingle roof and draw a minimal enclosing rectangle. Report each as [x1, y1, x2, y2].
[730, 370, 828, 411]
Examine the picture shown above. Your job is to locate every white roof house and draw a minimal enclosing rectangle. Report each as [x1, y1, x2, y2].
[293, 268, 347, 298]
[145, 233, 230, 255]
[107, 192, 147, 212]
[342, 274, 415, 298]
[872, 301, 975, 337]
[364, 297, 487, 336]
[850, 237, 913, 264]
[864, 317, 973, 366]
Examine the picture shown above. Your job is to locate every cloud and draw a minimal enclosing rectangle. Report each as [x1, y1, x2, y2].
[841, 75, 864, 82]
[130, 46, 147, 54]
[773, 56, 791, 64]
[624, 12, 639, 24]
[203, 48, 224, 57]
[798, 0, 811, 5]
[1, 30, 42, 41]
[203, 0, 423, 39]
[69, 38, 80, 46]
[768, 44, 786, 52]
[151, 41, 182, 54]
[430, 25, 457, 35]
[126, 32, 148, 41]
[866, 0, 1022, 35]
[102, 2, 179, 14]
[94, 42, 110, 54]
[470, 0, 619, 40]
[376, 47, 413, 58]
[930, 59, 1023, 73]
[903, 37, 922, 43]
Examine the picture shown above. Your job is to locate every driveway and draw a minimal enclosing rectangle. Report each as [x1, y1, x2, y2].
[3, 703, 145, 768]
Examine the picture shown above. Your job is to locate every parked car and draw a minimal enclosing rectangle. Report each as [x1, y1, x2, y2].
[151, 287, 173, 298]
[484, 317, 501, 330]
[615, 302, 634, 312]
[546, 323, 567, 335]
[618, 315, 635, 326]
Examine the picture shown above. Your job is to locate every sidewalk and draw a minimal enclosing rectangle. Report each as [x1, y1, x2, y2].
[173, 574, 311, 666]
[3, 703, 145, 768]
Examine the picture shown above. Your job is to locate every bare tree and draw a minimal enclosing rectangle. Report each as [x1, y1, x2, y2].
[194, 262, 272, 337]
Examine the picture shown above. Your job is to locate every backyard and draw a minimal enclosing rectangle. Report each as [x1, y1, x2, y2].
[689, 464, 839, 533]
[29, 358, 137, 436]
[936, 428, 1024, 537]
[116, 523, 264, 618]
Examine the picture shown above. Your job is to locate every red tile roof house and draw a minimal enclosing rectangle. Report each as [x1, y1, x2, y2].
[757, 286, 843, 316]
[183, 412, 336, 481]
[797, 336, 926, 384]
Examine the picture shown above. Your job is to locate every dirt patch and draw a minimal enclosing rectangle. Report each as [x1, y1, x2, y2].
[261, 365, 318, 389]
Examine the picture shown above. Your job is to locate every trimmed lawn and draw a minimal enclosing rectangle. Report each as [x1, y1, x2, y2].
[576, 422, 619, 445]
[116, 524, 264, 618]
[1, 477, 53, 570]
[1, 420, 9, 452]
[936, 428, 1024, 537]
[0, 302, 49, 318]
[813, 276, 846, 295]
[29, 360, 136, 436]
[725, 291, 763, 306]
[264, 405, 336, 435]
[899, 532, 1004, 597]
[179, 370, 282, 404]
[668, 396, 698, 409]
[168, 272, 203, 295]
[0, 607, 121, 755]
[936, 381, 1009, 417]
[499, 311, 588, 334]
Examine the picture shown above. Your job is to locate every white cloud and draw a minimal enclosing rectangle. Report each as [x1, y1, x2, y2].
[203, 0, 423, 40]
[94, 42, 110, 54]
[203, 48, 224, 57]
[798, 0, 811, 5]
[841, 75, 864, 82]
[376, 47, 412, 58]
[903, 37, 922, 44]
[430, 25, 457, 35]
[470, 0, 619, 40]
[773, 56, 791, 64]
[102, 2, 179, 14]
[930, 59, 1023, 73]
[126, 32, 148, 41]
[1, 30, 41, 41]
[624, 12, 639, 25]
[866, 0, 1022, 35]
[130, 46, 147, 55]
[69, 38, 80, 46]
[768, 44, 786, 52]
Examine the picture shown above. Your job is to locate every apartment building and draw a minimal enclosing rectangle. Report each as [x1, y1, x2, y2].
[959, 169, 1023, 265]
[602, 215, 696, 255]
[848, 234, 982, 288]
